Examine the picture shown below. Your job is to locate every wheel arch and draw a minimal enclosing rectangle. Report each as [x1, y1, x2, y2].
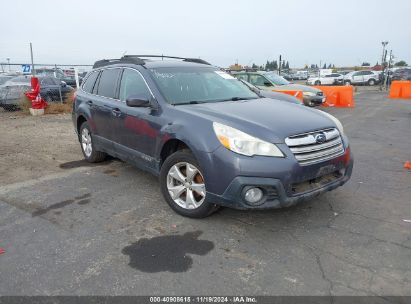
[159, 138, 192, 168]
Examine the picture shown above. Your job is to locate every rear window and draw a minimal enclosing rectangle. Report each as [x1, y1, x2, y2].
[82, 71, 99, 93]
[97, 69, 121, 99]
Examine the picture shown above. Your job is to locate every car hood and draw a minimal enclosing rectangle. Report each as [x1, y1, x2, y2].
[271, 83, 321, 93]
[178, 98, 336, 143]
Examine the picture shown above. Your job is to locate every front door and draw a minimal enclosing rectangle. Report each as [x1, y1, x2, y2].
[114, 68, 161, 170]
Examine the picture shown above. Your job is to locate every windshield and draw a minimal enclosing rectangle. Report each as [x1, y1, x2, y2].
[264, 72, 290, 85]
[149, 67, 258, 105]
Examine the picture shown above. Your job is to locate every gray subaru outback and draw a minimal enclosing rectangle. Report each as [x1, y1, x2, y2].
[72, 55, 353, 218]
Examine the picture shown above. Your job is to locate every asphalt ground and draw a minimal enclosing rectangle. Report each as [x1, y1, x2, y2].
[0, 91, 410, 296]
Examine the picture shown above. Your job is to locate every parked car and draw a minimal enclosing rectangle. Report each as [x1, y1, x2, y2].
[239, 79, 302, 105]
[391, 68, 411, 81]
[72, 55, 353, 218]
[0, 75, 73, 109]
[233, 71, 325, 106]
[343, 70, 380, 86]
[0, 75, 13, 85]
[306, 73, 343, 86]
[35, 68, 81, 87]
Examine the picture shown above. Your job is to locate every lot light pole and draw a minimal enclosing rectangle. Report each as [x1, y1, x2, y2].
[380, 41, 388, 90]
[30, 42, 35, 76]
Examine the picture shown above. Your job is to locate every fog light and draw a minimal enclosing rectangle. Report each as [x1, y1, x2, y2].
[244, 187, 263, 204]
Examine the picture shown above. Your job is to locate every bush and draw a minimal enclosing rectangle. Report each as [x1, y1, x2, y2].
[44, 91, 75, 114]
[18, 95, 32, 114]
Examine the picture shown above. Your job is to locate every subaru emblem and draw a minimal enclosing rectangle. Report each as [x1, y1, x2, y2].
[315, 133, 327, 144]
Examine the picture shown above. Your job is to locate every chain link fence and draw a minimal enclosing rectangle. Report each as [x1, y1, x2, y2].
[0, 63, 91, 112]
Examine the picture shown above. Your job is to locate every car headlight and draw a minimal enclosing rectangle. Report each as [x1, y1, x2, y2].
[213, 122, 284, 157]
[320, 111, 344, 135]
[303, 91, 316, 97]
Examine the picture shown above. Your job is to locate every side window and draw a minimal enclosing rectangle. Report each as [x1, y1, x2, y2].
[235, 74, 248, 81]
[249, 74, 269, 86]
[82, 72, 99, 93]
[97, 69, 121, 99]
[41, 78, 54, 85]
[119, 69, 151, 101]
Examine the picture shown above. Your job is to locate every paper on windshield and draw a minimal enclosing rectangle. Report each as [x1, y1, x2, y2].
[214, 71, 235, 79]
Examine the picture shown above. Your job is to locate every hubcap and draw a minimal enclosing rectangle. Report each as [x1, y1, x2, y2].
[166, 162, 206, 210]
[81, 128, 92, 157]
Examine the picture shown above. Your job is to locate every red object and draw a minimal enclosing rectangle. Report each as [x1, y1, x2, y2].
[404, 161, 411, 171]
[0, 248, 5, 255]
[24, 76, 48, 109]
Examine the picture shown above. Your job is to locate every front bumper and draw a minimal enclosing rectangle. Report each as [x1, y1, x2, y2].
[303, 95, 325, 106]
[201, 143, 353, 210]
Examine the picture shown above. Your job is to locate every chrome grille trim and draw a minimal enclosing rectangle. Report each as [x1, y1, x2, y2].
[290, 137, 342, 154]
[285, 128, 345, 166]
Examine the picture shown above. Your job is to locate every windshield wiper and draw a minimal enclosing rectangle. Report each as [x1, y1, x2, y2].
[222, 97, 255, 101]
[173, 101, 200, 106]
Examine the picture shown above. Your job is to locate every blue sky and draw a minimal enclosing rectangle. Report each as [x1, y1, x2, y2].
[1, 0, 410, 68]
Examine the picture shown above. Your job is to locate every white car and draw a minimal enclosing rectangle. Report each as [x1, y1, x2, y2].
[306, 73, 343, 85]
[343, 70, 380, 86]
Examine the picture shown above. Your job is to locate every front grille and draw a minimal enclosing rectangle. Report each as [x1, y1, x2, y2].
[291, 170, 343, 194]
[285, 128, 344, 166]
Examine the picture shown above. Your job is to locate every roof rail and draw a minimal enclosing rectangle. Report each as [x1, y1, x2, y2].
[92, 57, 146, 69]
[123, 55, 211, 65]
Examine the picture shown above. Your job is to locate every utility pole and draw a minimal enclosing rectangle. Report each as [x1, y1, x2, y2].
[30, 42, 35, 76]
[385, 50, 393, 89]
[380, 41, 388, 90]
[278, 55, 282, 75]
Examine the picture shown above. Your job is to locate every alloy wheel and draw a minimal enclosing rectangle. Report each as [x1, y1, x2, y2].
[166, 162, 206, 209]
[81, 128, 93, 157]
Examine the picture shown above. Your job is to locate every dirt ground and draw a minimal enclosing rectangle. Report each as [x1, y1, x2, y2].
[0, 110, 82, 186]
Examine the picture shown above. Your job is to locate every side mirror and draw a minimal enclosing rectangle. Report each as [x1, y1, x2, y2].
[60, 81, 67, 87]
[263, 81, 272, 87]
[126, 95, 151, 107]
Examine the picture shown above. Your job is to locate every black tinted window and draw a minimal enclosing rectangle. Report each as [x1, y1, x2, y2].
[119, 69, 151, 101]
[82, 72, 99, 93]
[97, 69, 121, 98]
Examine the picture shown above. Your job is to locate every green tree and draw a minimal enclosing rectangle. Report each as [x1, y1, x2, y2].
[273, 60, 278, 70]
[252, 63, 258, 69]
[394, 60, 407, 67]
[361, 62, 370, 66]
[285, 61, 290, 69]
[323, 63, 327, 69]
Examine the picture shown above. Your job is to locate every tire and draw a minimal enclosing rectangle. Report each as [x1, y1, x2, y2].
[314, 80, 321, 85]
[79, 121, 107, 163]
[160, 149, 219, 218]
[368, 79, 376, 86]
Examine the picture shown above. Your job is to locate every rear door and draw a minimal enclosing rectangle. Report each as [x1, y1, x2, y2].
[93, 68, 122, 142]
[352, 71, 363, 84]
